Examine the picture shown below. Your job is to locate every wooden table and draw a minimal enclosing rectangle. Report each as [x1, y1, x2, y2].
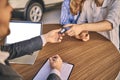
[11, 24, 120, 80]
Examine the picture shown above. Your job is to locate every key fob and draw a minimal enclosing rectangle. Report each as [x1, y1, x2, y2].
[58, 27, 70, 34]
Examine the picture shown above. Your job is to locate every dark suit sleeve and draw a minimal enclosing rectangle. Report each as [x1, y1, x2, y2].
[47, 73, 61, 80]
[1, 36, 43, 60]
[0, 63, 22, 80]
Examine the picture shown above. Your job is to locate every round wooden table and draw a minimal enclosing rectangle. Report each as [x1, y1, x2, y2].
[11, 24, 120, 80]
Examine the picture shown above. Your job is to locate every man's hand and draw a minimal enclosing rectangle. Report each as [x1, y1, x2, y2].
[49, 55, 62, 72]
[0, 51, 9, 65]
[43, 29, 63, 43]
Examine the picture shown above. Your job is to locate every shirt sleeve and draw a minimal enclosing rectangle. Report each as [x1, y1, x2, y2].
[40, 35, 47, 46]
[1, 36, 43, 60]
[60, 0, 71, 25]
[0, 63, 22, 79]
[50, 69, 61, 78]
[105, 0, 120, 28]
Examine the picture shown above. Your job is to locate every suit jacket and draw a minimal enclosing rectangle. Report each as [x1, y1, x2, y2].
[47, 73, 61, 80]
[0, 36, 61, 80]
[0, 63, 61, 80]
[1, 36, 43, 59]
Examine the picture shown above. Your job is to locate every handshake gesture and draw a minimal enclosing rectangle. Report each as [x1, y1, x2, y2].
[43, 25, 90, 44]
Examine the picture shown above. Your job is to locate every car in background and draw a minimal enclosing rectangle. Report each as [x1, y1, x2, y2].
[9, 0, 63, 22]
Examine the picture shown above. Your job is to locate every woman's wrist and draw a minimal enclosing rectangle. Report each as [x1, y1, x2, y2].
[80, 24, 88, 32]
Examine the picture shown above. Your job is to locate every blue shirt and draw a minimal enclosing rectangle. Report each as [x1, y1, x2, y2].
[60, 0, 80, 25]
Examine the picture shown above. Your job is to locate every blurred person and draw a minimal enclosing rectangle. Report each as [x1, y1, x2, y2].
[0, 50, 63, 80]
[64, 0, 120, 50]
[0, 0, 63, 80]
[60, 0, 90, 42]
[60, 0, 85, 25]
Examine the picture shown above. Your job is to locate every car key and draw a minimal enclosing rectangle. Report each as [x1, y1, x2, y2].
[58, 27, 70, 34]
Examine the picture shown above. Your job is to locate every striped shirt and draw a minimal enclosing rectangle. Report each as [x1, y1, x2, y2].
[60, 0, 80, 25]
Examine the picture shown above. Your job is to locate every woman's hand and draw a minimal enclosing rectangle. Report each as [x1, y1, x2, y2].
[64, 24, 83, 36]
[75, 31, 90, 41]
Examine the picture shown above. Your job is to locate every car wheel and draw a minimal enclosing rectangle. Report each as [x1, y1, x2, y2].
[26, 2, 43, 22]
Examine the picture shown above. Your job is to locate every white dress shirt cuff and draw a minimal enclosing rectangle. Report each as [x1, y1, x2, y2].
[0, 60, 5, 65]
[50, 69, 61, 78]
[40, 35, 47, 46]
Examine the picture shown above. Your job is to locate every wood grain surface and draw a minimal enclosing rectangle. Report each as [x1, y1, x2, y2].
[11, 24, 120, 80]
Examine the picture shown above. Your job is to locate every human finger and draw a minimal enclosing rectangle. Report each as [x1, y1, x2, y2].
[82, 34, 90, 42]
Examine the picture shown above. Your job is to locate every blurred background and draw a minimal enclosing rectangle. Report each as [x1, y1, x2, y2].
[9, 0, 63, 24]
[8, 0, 120, 44]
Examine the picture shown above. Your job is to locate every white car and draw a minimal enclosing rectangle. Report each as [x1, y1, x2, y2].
[9, 0, 63, 22]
